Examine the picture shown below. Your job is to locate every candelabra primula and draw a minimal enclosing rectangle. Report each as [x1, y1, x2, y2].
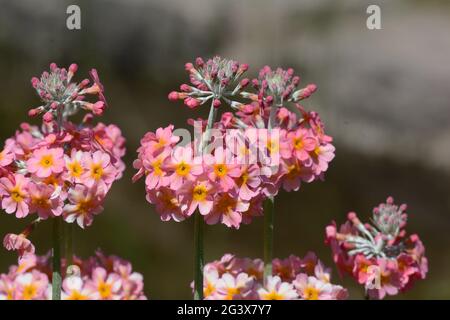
[0, 63, 126, 299]
[193, 253, 348, 300]
[325, 197, 428, 299]
[0, 251, 146, 300]
[134, 56, 335, 299]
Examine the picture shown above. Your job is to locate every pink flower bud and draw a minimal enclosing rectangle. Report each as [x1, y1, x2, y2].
[92, 101, 105, 115]
[80, 79, 90, 88]
[69, 63, 78, 74]
[31, 77, 40, 88]
[50, 102, 58, 110]
[180, 84, 191, 92]
[28, 108, 40, 117]
[184, 97, 200, 109]
[185, 62, 194, 72]
[168, 91, 179, 101]
[239, 63, 249, 72]
[195, 57, 204, 67]
[240, 78, 250, 88]
[82, 113, 94, 124]
[213, 99, 221, 108]
[49, 62, 58, 71]
[43, 112, 53, 123]
[307, 83, 317, 94]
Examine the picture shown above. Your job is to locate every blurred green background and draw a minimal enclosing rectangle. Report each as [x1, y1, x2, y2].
[0, 0, 449, 299]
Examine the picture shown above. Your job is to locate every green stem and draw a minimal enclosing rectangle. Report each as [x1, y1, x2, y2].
[193, 212, 204, 300]
[52, 218, 62, 300]
[193, 100, 217, 300]
[263, 195, 275, 283]
[65, 223, 73, 268]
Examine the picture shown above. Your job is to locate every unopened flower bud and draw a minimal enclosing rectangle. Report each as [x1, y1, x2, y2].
[213, 99, 221, 108]
[168, 91, 180, 101]
[43, 112, 53, 123]
[184, 97, 200, 109]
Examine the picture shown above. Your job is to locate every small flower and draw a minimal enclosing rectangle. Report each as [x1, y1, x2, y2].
[179, 180, 215, 216]
[215, 273, 254, 300]
[64, 150, 85, 184]
[82, 151, 116, 190]
[0, 174, 30, 218]
[63, 184, 105, 228]
[202, 268, 220, 299]
[258, 276, 298, 300]
[146, 187, 184, 222]
[3, 233, 35, 260]
[0, 145, 14, 167]
[293, 274, 334, 300]
[62, 276, 92, 300]
[15, 271, 48, 300]
[205, 193, 249, 229]
[28, 182, 63, 218]
[310, 143, 335, 175]
[287, 128, 316, 163]
[205, 147, 240, 192]
[167, 145, 203, 190]
[26, 147, 64, 178]
[85, 267, 122, 300]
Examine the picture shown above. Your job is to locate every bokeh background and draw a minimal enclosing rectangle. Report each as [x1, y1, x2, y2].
[0, 0, 449, 299]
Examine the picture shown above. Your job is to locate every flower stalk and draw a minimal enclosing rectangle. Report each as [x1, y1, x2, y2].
[263, 195, 275, 282]
[194, 101, 218, 300]
[52, 217, 62, 300]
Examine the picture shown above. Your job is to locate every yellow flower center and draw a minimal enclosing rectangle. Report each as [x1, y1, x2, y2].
[76, 199, 94, 214]
[90, 164, 104, 180]
[241, 171, 249, 185]
[262, 290, 284, 300]
[39, 155, 54, 168]
[32, 196, 49, 208]
[161, 192, 179, 210]
[98, 282, 112, 299]
[68, 161, 84, 178]
[68, 290, 88, 300]
[226, 287, 241, 300]
[152, 159, 163, 176]
[11, 187, 24, 203]
[303, 286, 319, 300]
[313, 146, 321, 157]
[0, 151, 4, 161]
[176, 161, 191, 177]
[214, 164, 227, 178]
[293, 138, 304, 150]
[192, 185, 208, 201]
[267, 139, 279, 154]
[22, 284, 37, 300]
[204, 282, 215, 298]
[287, 163, 301, 178]
[215, 194, 235, 215]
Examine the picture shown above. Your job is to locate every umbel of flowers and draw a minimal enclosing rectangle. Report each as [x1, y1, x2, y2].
[325, 197, 428, 299]
[0, 63, 126, 299]
[194, 253, 347, 300]
[134, 56, 335, 299]
[0, 251, 146, 300]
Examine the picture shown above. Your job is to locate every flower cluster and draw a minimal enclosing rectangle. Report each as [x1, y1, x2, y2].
[0, 251, 146, 300]
[29, 63, 107, 119]
[325, 197, 428, 299]
[1, 63, 125, 263]
[0, 121, 125, 229]
[194, 253, 347, 300]
[135, 57, 335, 228]
[168, 56, 249, 109]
